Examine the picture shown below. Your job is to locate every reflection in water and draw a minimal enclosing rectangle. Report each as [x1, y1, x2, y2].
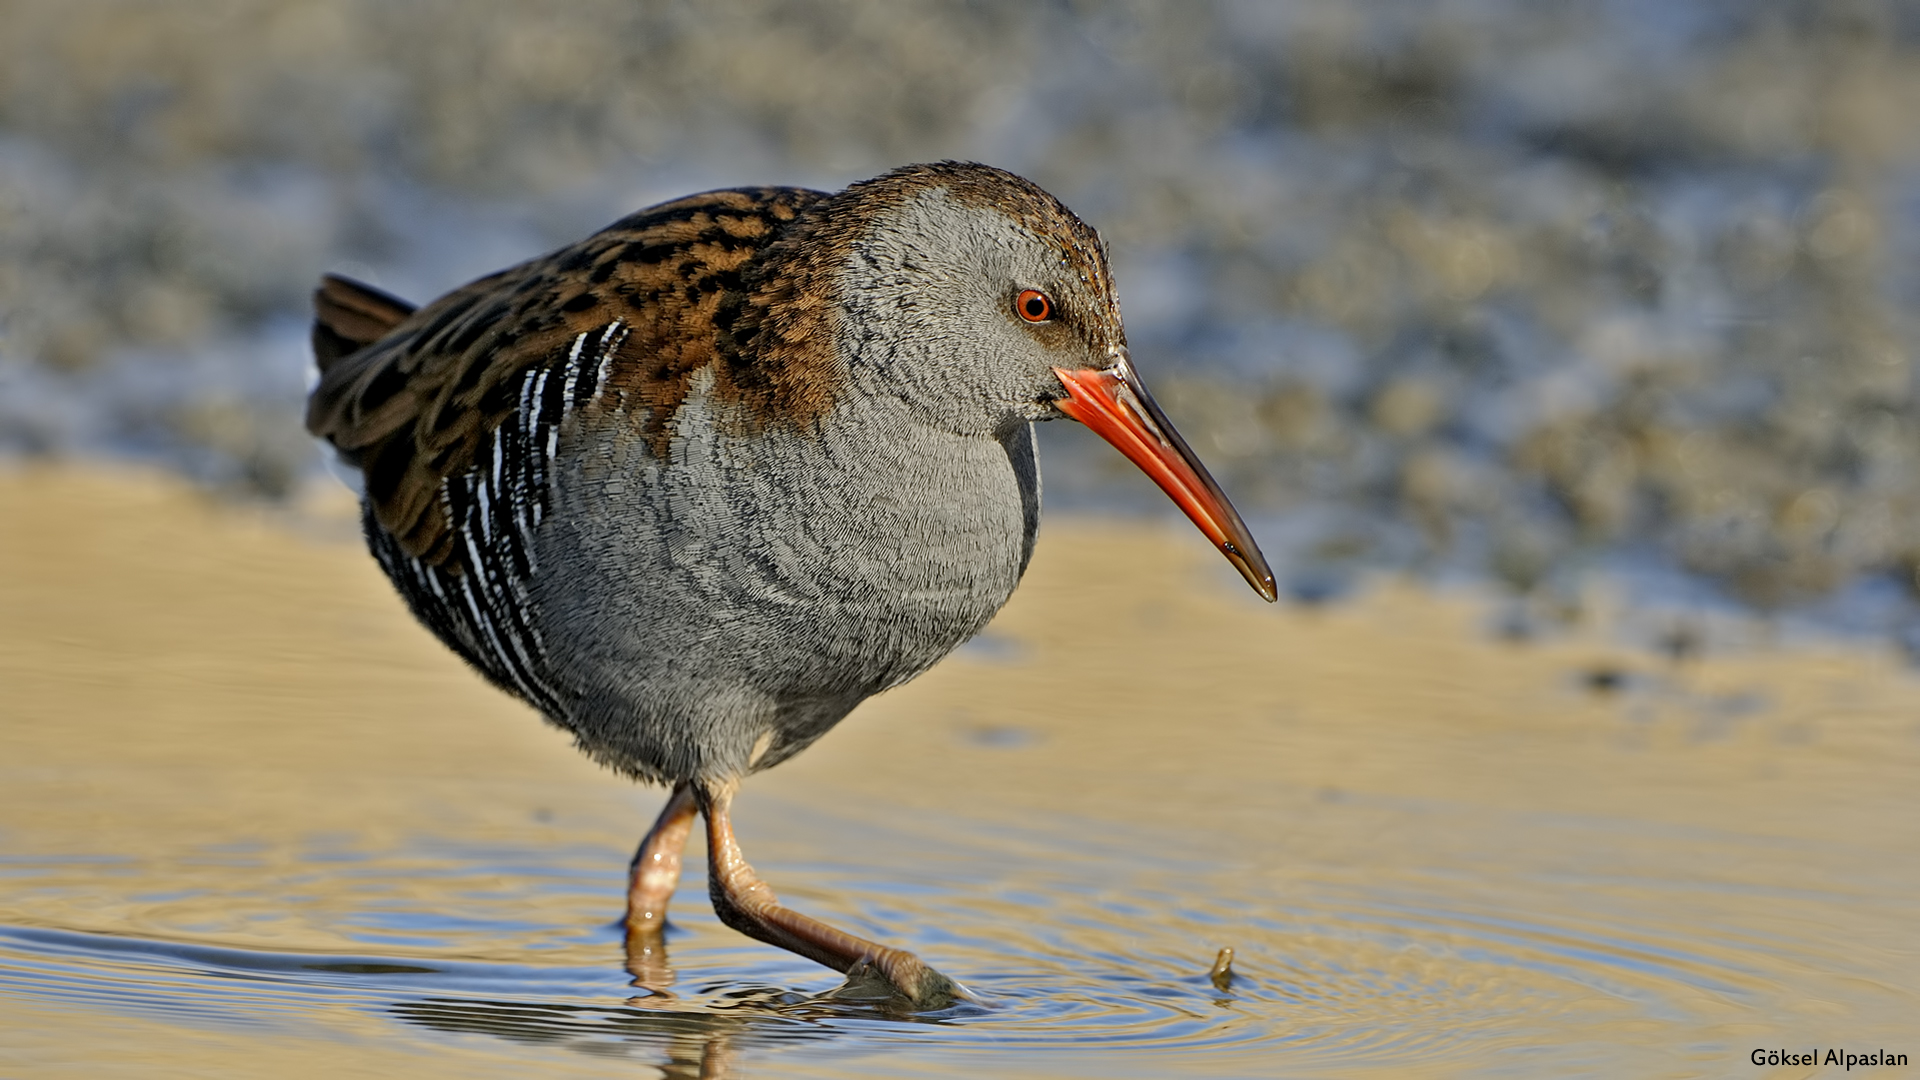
[392, 922, 998, 1075]
[625, 924, 678, 1001]
[391, 998, 750, 1079]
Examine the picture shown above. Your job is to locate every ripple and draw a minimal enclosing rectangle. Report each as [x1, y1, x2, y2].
[0, 838, 1802, 1078]
[7, 791, 1912, 1080]
[4, 792, 1900, 1080]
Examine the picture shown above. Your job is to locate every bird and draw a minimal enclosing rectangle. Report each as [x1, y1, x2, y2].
[306, 161, 1275, 1009]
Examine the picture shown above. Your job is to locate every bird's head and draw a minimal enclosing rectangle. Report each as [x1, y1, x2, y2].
[807, 162, 1276, 602]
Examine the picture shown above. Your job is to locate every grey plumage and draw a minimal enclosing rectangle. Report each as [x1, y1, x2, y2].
[307, 163, 1270, 1004]
[539, 385, 1042, 783]
[312, 164, 1107, 788]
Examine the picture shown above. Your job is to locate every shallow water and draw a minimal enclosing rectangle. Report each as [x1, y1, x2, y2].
[3, 467, 1917, 1078]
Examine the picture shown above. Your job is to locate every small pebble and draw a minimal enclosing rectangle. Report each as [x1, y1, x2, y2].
[1209, 947, 1235, 991]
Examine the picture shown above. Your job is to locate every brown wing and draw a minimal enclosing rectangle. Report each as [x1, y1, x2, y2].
[312, 275, 418, 370]
[306, 185, 838, 568]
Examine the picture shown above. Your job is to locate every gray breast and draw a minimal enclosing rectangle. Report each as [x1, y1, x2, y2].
[528, 379, 1040, 786]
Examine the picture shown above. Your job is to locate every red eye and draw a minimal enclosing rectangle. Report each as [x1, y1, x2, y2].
[1016, 289, 1053, 323]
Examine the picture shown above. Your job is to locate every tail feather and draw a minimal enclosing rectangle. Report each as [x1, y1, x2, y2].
[313, 274, 416, 372]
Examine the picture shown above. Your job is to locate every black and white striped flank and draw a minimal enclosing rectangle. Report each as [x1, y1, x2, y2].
[364, 322, 630, 720]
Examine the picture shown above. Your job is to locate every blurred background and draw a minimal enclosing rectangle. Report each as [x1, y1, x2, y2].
[4, 0, 1920, 635]
[6, 8, 1920, 1070]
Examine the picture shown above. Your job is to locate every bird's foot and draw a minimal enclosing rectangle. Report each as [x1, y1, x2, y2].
[828, 950, 967, 1010]
[697, 779, 970, 1012]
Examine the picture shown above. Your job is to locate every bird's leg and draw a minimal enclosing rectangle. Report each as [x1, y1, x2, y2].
[625, 782, 698, 992]
[628, 782, 699, 930]
[696, 779, 961, 1009]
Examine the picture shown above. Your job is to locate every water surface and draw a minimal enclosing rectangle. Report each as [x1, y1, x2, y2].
[2, 467, 1916, 1077]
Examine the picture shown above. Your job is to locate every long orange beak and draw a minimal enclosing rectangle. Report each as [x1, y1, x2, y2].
[1053, 353, 1277, 602]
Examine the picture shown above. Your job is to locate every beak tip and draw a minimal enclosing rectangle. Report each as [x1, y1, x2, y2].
[1221, 541, 1278, 602]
